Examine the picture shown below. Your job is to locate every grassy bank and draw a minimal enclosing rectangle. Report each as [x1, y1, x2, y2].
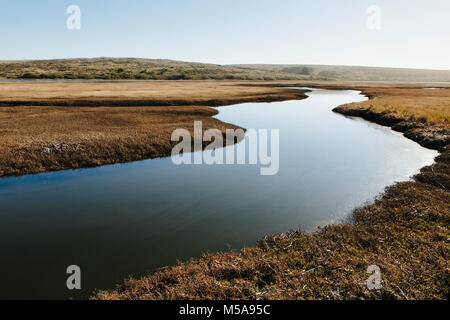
[0, 81, 307, 177]
[94, 179, 449, 299]
[93, 86, 449, 300]
[0, 80, 448, 299]
[334, 87, 450, 151]
[0, 80, 307, 107]
[0, 106, 242, 177]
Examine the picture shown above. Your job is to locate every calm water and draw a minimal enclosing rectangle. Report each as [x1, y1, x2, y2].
[0, 89, 437, 299]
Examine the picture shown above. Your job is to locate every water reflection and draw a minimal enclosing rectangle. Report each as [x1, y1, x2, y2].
[0, 89, 437, 298]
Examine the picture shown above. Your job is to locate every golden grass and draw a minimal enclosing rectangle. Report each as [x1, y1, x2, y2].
[0, 105, 242, 177]
[94, 177, 450, 300]
[2, 81, 449, 104]
[0, 81, 285, 101]
[0, 81, 306, 105]
[90, 82, 450, 300]
[0, 80, 448, 299]
[351, 97, 450, 124]
[0, 81, 308, 177]
[354, 88, 450, 125]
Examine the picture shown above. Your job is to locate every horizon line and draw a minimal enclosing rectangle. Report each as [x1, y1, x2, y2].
[1, 57, 449, 72]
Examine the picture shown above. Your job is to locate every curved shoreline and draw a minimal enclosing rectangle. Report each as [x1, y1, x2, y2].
[93, 87, 449, 300]
[0, 83, 309, 178]
[0, 82, 448, 299]
[4, 80, 448, 178]
[93, 87, 450, 299]
[333, 105, 449, 151]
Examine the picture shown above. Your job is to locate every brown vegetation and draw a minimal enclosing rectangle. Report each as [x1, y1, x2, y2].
[0, 58, 306, 81]
[2, 58, 450, 82]
[334, 87, 450, 150]
[0, 81, 307, 177]
[0, 106, 243, 177]
[0, 80, 448, 299]
[0, 80, 307, 107]
[94, 176, 449, 300]
[235, 63, 450, 82]
[93, 84, 450, 300]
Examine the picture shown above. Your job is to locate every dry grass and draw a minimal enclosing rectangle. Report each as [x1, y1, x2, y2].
[358, 97, 450, 124]
[0, 80, 448, 299]
[3, 81, 449, 104]
[333, 88, 450, 151]
[0, 81, 307, 107]
[0, 81, 307, 177]
[352, 88, 450, 125]
[92, 83, 450, 300]
[0, 81, 296, 102]
[94, 174, 449, 300]
[0, 106, 241, 177]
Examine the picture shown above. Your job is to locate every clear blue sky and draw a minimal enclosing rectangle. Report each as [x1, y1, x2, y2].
[1, 0, 449, 69]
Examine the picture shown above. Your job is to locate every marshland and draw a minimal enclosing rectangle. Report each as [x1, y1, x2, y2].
[0, 69, 448, 299]
[2, 0, 450, 307]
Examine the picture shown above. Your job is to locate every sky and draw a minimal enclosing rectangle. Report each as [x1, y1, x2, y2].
[1, 0, 449, 69]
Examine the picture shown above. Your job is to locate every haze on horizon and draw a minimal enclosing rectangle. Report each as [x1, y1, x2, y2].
[1, 0, 449, 70]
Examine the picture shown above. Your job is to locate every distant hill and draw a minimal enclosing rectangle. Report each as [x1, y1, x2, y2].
[233, 64, 450, 82]
[0, 58, 306, 81]
[0, 58, 449, 82]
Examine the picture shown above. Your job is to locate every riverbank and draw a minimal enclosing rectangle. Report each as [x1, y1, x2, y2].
[334, 88, 449, 151]
[1, 80, 448, 299]
[93, 85, 449, 300]
[0, 81, 308, 177]
[2, 80, 449, 177]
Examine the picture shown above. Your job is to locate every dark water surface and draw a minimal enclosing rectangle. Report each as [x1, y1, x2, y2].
[0, 89, 437, 299]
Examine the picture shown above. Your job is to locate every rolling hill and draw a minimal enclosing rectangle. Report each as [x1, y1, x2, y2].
[233, 64, 450, 82]
[1, 58, 449, 82]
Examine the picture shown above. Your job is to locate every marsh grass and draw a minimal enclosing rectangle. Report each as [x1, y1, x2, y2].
[0, 81, 448, 299]
[0, 106, 240, 177]
[93, 174, 449, 300]
[93, 86, 450, 300]
[349, 88, 450, 125]
[0, 82, 307, 177]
